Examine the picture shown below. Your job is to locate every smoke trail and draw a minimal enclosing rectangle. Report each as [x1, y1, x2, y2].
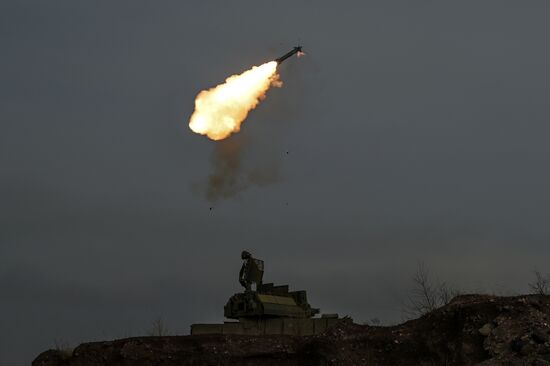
[205, 138, 280, 203]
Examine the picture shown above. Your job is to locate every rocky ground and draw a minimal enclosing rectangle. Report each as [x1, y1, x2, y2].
[33, 294, 550, 366]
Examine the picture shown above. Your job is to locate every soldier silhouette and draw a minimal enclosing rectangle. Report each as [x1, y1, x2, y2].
[239, 251, 264, 292]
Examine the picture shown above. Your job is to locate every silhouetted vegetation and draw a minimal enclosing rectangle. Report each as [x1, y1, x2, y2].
[403, 261, 460, 318]
[148, 317, 170, 336]
[53, 339, 73, 360]
[529, 270, 550, 295]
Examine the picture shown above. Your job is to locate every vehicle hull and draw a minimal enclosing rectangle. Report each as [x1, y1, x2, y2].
[191, 316, 341, 336]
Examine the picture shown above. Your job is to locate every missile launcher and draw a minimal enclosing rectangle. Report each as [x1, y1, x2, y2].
[191, 251, 345, 336]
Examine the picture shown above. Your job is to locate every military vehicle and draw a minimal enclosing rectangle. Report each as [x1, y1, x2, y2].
[191, 251, 345, 336]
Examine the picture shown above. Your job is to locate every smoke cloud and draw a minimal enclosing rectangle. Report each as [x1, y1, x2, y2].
[203, 138, 281, 203]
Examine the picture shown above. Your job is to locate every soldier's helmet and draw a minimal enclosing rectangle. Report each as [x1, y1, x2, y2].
[241, 251, 252, 260]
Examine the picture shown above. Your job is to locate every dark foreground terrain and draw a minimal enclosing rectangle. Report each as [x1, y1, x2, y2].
[34, 295, 550, 366]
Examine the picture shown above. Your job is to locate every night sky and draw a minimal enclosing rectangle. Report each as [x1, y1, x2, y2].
[2, 2, 550, 365]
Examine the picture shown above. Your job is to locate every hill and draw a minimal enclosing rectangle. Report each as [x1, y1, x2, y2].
[33, 294, 550, 366]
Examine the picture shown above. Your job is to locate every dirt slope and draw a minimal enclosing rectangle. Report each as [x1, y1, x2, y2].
[33, 294, 550, 366]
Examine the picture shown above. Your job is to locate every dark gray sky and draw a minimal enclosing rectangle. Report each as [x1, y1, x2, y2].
[2, 1, 550, 364]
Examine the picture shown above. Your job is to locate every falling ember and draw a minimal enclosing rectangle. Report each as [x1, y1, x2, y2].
[189, 61, 281, 141]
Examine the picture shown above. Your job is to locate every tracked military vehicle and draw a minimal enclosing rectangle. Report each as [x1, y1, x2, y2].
[191, 251, 345, 336]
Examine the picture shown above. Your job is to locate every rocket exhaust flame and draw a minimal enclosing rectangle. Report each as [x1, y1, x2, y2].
[188, 61, 281, 141]
[189, 47, 303, 202]
[188, 47, 302, 141]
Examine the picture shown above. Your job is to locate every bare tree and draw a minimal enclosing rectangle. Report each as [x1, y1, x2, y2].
[148, 317, 169, 336]
[529, 270, 550, 295]
[437, 281, 460, 305]
[404, 261, 460, 318]
[410, 261, 437, 314]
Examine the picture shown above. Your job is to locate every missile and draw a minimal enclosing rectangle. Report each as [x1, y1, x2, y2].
[275, 46, 303, 64]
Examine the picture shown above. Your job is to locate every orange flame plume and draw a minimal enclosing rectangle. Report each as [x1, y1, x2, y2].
[189, 61, 281, 141]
